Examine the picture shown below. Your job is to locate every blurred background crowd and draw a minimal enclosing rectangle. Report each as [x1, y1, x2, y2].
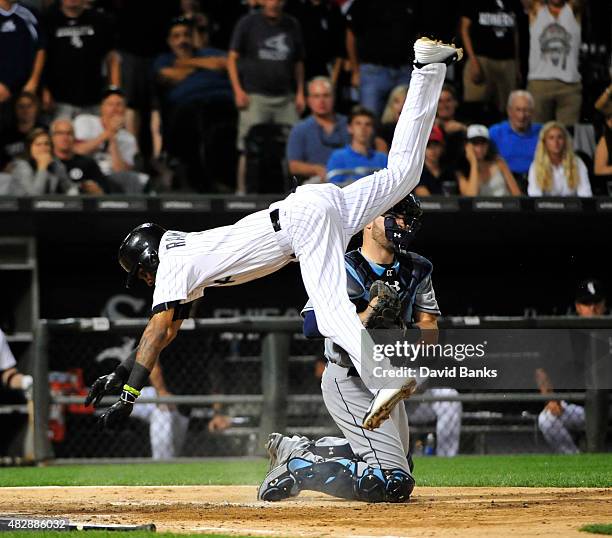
[0, 0, 611, 197]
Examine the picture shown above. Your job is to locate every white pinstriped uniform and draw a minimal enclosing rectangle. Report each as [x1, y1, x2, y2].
[153, 64, 447, 375]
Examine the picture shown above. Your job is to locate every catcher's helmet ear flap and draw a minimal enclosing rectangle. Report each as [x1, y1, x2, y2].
[118, 223, 166, 288]
[383, 194, 423, 255]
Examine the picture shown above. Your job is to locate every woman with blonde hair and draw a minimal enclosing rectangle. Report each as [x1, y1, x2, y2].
[378, 85, 409, 147]
[528, 121, 592, 197]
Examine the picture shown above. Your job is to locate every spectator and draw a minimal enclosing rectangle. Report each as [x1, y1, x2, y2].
[594, 83, 612, 117]
[414, 125, 459, 196]
[525, 0, 582, 126]
[0, 92, 45, 170]
[489, 90, 542, 188]
[73, 87, 146, 193]
[51, 118, 108, 194]
[285, 0, 345, 84]
[179, 1, 211, 49]
[527, 121, 592, 197]
[593, 108, 612, 195]
[107, 0, 181, 158]
[0, 0, 45, 131]
[458, 124, 521, 196]
[435, 83, 468, 172]
[228, 0, 305, 193]
[537, 279, 607, 454]
[345, 0, 416, 119]
[326, 105, 386, 185]
[154, 16, 233, 192]
[42, 0, 120, 120]
[10, 128, 78, 195]
[378, 84, 408, 148]
[460, 0, 520, 123]
[286, 76, 349, 182]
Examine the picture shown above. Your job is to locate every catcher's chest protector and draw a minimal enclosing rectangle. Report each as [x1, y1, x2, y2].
[345, 250, 425, 322]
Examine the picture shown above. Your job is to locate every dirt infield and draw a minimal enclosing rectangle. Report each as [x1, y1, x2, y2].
[0, 485, 610, 537]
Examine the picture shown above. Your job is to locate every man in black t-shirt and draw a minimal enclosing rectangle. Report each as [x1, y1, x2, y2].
[51, 118, 110, 194]
[228, 0, 305, 193]
[42, 0, 120, 119]
[285, 0, 345, 84]
[460, 0, 521, 120]
[346, 0, 418, 119]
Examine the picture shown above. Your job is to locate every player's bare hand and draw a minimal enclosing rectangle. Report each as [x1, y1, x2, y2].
[80, 180, 105, 195]
[85, 372, 124, 407]
[545, 400, 563, 417]
[99, 399, 133, 430]
[234, 88, 250, 110]
[208, 414, 232, 432]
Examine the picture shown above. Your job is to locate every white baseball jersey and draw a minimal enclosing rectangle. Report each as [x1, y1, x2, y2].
[0, 328, 17, 371]
[151, 63, 447, 379]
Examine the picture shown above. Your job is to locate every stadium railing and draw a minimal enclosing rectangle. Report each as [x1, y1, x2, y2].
[22, 316, 611, 462]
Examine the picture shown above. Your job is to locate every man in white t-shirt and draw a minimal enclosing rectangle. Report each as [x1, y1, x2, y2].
[525, 0, 582, 126]
[74, 86, 147, 193]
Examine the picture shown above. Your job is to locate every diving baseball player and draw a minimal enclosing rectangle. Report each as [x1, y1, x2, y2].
[256, 195, 456, 503]
[85, 38, 462, 433]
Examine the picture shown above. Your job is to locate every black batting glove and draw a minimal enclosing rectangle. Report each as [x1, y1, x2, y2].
[98, 386, 138, 430]
[85, 371, 125, 408]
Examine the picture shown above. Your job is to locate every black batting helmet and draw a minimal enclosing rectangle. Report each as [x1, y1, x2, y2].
[118, 223, 166, 288]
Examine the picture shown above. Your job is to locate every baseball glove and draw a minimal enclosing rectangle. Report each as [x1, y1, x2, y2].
[364, 280, 402, 329]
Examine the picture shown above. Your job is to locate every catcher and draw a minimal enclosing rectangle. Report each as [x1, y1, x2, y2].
[258, 194, 440, 503]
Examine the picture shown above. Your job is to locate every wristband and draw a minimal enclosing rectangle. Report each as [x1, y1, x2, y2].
[126, 362, 151, 392]
[123, 384, 141, 398]
[120, 387, 138, 405]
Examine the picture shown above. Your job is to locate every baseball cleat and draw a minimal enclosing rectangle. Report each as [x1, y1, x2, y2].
[413, 37, 463, 67]
[265, 432, 284, 471]
[362, 378, 418, 430]
[257, 462, 299, 502]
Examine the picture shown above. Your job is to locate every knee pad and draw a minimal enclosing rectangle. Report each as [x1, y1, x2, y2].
[354, 468, 414, 503]
[383, 469, 414, 502]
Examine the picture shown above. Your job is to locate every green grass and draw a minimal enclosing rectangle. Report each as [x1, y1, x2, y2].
[580, 524, 612, 535]
[1, 454, 611, 488]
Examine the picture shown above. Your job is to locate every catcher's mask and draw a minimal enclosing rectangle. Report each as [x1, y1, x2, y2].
[118, 223, 166, 288]
[383, 194, 423, 255]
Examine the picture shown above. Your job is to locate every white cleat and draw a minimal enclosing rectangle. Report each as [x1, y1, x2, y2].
[362, 378, 418, 430]
[413, 37, 463, 67]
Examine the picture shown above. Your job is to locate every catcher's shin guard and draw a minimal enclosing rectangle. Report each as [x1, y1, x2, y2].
[286, 457, 414, 503]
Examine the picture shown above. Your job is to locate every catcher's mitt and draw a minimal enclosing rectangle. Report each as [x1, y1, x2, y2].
[364, 280, 402, 329]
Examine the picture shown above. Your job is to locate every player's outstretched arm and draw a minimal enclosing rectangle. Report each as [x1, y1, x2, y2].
[99, 309, 182, 429]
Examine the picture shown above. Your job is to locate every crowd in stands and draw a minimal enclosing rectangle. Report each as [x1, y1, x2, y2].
[0, 0, 610, 197]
